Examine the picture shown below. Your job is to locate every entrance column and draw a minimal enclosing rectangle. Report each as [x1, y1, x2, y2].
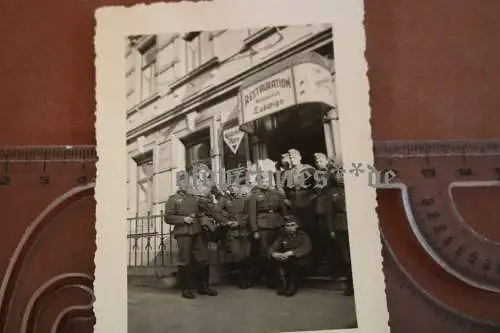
[323, 106, 343, 164]
[211, 115, 222, 184]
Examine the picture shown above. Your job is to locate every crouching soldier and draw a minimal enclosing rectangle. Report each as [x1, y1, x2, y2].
[268, 215, 312, 297]
[217, 184, 253, 289]
[164, 182, 218, 299]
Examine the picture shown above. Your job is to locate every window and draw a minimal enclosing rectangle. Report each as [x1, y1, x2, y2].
[186, 32, 214, 73]
[157, 35, 180, 85]
[136, 155, 154, 230]
[138, 36, 158, 101]
[184, 128, 212, 171]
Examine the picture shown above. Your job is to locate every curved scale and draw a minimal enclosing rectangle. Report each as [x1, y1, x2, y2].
[448, 181, 500, 246]
[377, 181, 500, 293]
[0, 182, 95, 332]
[380, 231, 499, 330]
[377, 188, 500, 330]
[21, 273, 94, 333]
[50, 288, 94, 333]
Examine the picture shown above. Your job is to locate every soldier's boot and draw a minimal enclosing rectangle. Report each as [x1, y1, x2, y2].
[284, 267, 298, 297]
[262, 259, 276, 289]
[196, 265, 218, 296]
[237, 262, 246, 289]
[276, 268, 288, 296]
[237, 260, 248, 289]
[243, 258, 255, 288]
[179, 266, 195, 299]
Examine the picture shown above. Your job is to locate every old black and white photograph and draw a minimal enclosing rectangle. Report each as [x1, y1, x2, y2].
[124, 24, 359, 333]
[94, 1, 389, 333]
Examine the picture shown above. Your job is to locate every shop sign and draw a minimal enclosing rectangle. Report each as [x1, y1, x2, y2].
[240, 68, 295, 124]
[223, 126, 245, 154]
[293, 62, 335, 106]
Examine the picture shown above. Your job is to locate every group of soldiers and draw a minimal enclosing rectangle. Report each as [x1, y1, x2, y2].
[163, 148, 353, 300]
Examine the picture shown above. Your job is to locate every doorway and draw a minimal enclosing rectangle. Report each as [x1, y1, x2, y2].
[255, 103, 328, 167]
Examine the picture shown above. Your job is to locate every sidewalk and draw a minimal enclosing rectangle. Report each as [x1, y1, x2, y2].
[128, 284, 357, 333]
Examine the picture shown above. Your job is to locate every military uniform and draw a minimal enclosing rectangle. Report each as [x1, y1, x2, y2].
[330, 178, 354, 296]
[284, 163, 317, 229]
[268, 221, 312, 297]
[248, 185, 287, 287]
[196, 192, 227, 242]
[217, 194, 253, 288]
[164, 189, 218, 299]
[314, 166, 345, 276]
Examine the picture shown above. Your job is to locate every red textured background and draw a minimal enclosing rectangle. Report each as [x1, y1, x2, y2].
[1, 0, 499, 332]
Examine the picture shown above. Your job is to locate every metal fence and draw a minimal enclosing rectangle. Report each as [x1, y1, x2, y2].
[127, 212, 177, 267]
[127, 212, 233, 268]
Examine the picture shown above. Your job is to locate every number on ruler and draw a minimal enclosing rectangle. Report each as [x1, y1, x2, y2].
[0, 175, 10, 186]
[421, 168, 436, 177]
[457, 167, 473, 177]
[468, 252, 479, 265]
[39, 176, 50, 185]
[482, 258, 492, 271]
[426, 211, 441, 220]
[442, 236, 455, 247]
[421, 197, 434, 206]
[455, 245, 467, 257]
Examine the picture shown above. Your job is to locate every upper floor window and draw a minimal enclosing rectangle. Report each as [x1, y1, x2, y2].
[183, 127, 212, 172]
[185, 32, 214, 73]
[138, 36, 158, 101]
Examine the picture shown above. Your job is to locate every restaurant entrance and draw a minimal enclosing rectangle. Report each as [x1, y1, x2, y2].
[253, 103, 328, 166]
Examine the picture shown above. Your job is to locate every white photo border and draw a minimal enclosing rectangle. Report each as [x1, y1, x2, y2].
[94, 0, 390, 332]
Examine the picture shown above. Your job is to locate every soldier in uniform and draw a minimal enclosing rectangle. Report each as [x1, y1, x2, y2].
[276, 153, 293, 207]
[330, 171, 354, 296]
[163, 178, 218, 299]
[313, 152, 345, 278]
[248, 160, 287, 288]
[268, 215, 312, 297]
[284, 149, 317, 270]
[216, 184, 253, 289]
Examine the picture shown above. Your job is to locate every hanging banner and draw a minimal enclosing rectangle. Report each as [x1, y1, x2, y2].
[223, 126, 245, 154]
[293, 62, 335, 106]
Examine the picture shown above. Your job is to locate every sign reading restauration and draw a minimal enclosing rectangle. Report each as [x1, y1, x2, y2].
[240, 68, 295, 124]
[238, 54, 335, 133]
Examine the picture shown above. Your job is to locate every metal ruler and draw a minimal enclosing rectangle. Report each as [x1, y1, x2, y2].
[1, 142, 499, 333]
[0, 145, 97, 333]
[374, 139, 500, 332]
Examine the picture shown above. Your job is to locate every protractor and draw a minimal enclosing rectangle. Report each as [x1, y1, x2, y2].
[0, 146, 97, 333]
[374, 139, 500, 331]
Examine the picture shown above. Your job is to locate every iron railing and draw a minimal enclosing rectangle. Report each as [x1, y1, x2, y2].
[127, 212, 175, 267]
[127, 212, 234, 268]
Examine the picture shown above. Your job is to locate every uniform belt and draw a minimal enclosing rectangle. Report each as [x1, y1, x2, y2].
[289, 189, 310, 193]
[178, 213, 197, 217]
[258, 209, 276, 213]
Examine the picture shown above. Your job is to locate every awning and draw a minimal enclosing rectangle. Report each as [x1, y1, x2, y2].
[237, 51, 335, 134]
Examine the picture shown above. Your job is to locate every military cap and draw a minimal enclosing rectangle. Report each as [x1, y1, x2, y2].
[288, 148, 301, 157]
[283, 215, 298, 223]
[313, 152, 328, 160]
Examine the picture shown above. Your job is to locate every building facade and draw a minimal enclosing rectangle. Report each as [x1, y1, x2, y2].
[126, 25, 340, 265]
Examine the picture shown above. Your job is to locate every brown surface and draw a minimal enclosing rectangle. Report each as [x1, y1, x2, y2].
[0, 0, 499, 332]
